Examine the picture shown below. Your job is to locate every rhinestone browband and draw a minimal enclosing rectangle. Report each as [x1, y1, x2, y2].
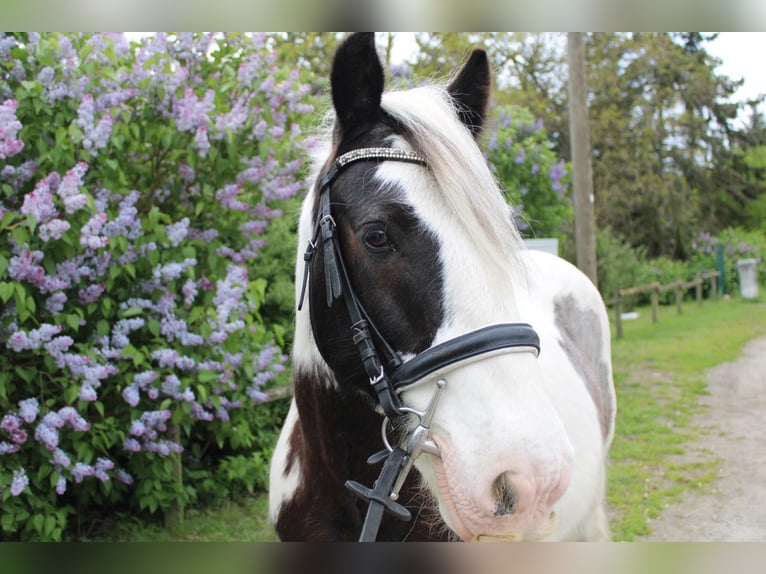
[335, 147, 427, 168]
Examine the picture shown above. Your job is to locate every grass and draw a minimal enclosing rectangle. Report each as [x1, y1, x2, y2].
[92, 494, 277, 542]
[101, 294, 766, 542]
[607, 294, 766, 540]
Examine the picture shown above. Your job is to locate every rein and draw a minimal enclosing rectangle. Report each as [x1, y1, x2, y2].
[299, 147, 541, 541]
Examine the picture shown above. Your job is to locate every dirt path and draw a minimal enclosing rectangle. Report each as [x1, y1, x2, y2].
[639, 335, 766, 541]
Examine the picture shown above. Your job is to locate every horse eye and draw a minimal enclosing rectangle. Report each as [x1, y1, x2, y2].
[363, 227, 391, 252]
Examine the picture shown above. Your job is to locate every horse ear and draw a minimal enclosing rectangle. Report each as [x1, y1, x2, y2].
[448, 49, 491, 139]
[331, 32, 385, 137]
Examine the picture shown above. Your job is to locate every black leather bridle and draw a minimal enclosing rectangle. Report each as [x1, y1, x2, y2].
[298, 147, 541, 541]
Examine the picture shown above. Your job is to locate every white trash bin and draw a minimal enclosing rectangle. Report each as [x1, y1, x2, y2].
[735, 258, 759, 299]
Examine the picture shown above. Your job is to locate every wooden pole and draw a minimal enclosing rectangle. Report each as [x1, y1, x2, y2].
[651, 282, 659, 323]
[614, 291, 623, 339]
[675, 280, 683, 315]
[567, 33, 598, 287]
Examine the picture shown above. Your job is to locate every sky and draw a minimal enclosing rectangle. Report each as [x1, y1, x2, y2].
[707, 33, 766, 108]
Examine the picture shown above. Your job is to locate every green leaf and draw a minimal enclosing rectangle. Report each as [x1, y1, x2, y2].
[1, 511, 14, 532]
[147, 319, 161, 337]
[15, 366, 36, 384]
[32, 514, 44, 534]
[97, 320, 110, 337]
[120, 306, 143, 318]
[65, 314, 81, 331]
[197, 371, 218, 383]
[11, 226, 28, 246]
[0, 282, 13, 304]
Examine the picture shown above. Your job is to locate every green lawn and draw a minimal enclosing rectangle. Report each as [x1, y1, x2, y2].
[607, 294, 766, 540]
[102, 294, 766, 541]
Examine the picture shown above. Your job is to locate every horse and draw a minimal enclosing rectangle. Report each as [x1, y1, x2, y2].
[268, 32, 616, 542]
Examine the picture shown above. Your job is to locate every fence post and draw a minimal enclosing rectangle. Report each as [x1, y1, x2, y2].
[711, 272, 718, 300]
[614, 291, 623, 339]
[675, 280, 683, 315]
[696, 274, 703, 306]
[651, 282, 659, 323]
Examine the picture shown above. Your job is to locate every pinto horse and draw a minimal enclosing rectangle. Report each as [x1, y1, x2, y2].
[268, 33, 616, 542]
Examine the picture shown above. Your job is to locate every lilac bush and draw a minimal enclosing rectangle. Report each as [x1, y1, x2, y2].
[689, 228, 766, 295]
[0, 32, 314, 539]
[486, 105, 573, 239]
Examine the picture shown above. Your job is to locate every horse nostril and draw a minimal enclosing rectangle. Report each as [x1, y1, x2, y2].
[493, 473, 518, 516]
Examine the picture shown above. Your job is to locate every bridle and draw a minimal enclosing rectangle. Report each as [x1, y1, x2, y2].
[298, 146, 541, 541]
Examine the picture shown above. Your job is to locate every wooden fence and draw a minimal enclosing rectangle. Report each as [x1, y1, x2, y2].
[610, 270, 720, 339]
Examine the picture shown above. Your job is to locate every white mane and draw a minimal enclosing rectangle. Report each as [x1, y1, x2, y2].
[381, 85, 524, 271]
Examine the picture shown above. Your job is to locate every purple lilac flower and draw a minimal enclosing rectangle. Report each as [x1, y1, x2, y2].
[104, 190, 142, 239]
[45, 335, 74, 357]
[51, 448, 72, 468]
[182, 279, 198, 306]
[549, 160, 567, 193]
[57, 162, 89, 214]
[79, 282, 105, 304]
[80, 212, 109, 249]
[0, 99, 24, 159]
[55, 476, 67, 495]
[78, 383, 98, 402]
[166, 217, 190, 246]
[0, 442, 20, 455]
[514, 147, 526, 164]
[152, 348, 179, 368]
[1, 414, 21, 434]
[123, 438, 141, 452]
[134, 371, 158, 388]
[39, 218, 71, 241]
[116, 469, 133, 485]
[94, 457, 114, 482]
[8, 248, 46, 288]
[34, 421, 59, 450]
[7, 331, 30, 352]
[18, 398, 39, 424]
[20, 179, 57, 223]
[58, 406, 90, 431]
[122, 384, 140, 407]
[194, 124, 210, 157]
[190, 402, 214, 421]
[179, 162, 195, 183]
[71, 462, 94, 483]
[10, 468, 28, 496]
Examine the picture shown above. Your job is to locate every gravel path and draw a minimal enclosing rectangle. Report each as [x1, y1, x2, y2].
[639, 335, 766, 541]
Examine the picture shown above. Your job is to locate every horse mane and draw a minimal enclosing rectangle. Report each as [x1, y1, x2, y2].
[380, 84, 525, 272]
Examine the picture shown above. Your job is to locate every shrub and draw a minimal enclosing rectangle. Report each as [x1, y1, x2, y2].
[596, 227, 653, 308]
[0, 32, 314, 540]
[689, 228, 766, 296]
[486, 106, 574, 240]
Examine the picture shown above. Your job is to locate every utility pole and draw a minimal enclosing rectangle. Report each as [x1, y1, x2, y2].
[567, 32, 598, 287]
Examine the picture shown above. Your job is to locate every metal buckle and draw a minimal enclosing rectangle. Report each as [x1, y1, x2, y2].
[369, 365, 385, 386]
[380, 379, 447, 501]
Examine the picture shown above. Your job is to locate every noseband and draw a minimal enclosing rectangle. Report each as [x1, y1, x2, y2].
[299, 147, 541, 541]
